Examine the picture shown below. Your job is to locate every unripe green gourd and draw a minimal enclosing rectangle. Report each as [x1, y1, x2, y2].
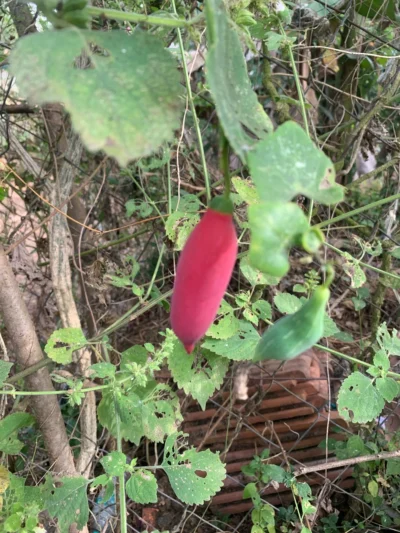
[253, 285, 330, 362]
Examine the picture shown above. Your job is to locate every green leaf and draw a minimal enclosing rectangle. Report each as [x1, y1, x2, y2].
[232, 177, 260, 205]
[355, 0, 396, 20]
[141, 386, 183, 442]
[89, 362, 116, 379]
[4, 514, 21, 532]
[240, 257, 280, 286]
[373, 350, 390, 373]
[342, 253, 366, 289]
[0, 360, 13, 386]
[162, 434, 226, 505]
[0, 412, 35, 454]
[98, 390, 143, 445]
[171, 194, 201, 213]
[376, 323, 400, 356]
[338, 372, 385, 423]
[293, 481, 312, 500]
[248, 122, 343, 204]
[346, 435, 366, 457]
[296, 0, 344, 17]
[243, 482, 259, 502]
[10, 29, 183, 166]
[203, 320, 260, 361]
[165, 211, 200, 251]
[249, 202, 309, 277]
[323, 314, 340, 337]
[264, 31, 289, 51]
[121, 345, 149, 369]
[386, 459, 400, 476]
[100, 451, 127, 477]
[205, 0, 272, 162]
[44, 476, 89, 533]
[368, 480, 379, 498]
[44, 328, 87, 364]
[252, 300, 272, 321]
[168, 339, 229, 410]
[376, 377, 399, 402]
[274, 292, 302, 314]
[261, 464, 287, 484]
[125, 199, 153, 218]
[207, 313, 241, 340]
[126, 470, 157, 504]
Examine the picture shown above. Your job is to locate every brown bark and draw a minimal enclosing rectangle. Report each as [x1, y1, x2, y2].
[0, 245, 76, 476]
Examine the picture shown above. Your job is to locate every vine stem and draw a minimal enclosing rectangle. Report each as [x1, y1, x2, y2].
[279, 21, 314, 222]
[171, 0, 211, 201]
[325, 242, 400, 281]
[86, 6, 204, 28]
[220, 130, 231, 199]
[115, 393, 127, 533]
[315, 191, 400, 229]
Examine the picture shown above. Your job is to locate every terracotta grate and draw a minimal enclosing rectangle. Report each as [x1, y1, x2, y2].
[181, 350, 354, 515]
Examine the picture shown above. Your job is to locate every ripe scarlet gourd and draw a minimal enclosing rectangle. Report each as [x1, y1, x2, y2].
[170, 196, 238, 353]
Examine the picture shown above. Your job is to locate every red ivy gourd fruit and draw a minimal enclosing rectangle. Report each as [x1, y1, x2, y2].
[170, 196, 238, 353]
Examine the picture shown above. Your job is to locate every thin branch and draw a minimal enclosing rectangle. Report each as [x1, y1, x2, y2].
[294, 449, 400, 477]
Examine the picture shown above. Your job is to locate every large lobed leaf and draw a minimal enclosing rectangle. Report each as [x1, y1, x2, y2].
[10, 29, 183, 166]
[205, 0, 272, 162]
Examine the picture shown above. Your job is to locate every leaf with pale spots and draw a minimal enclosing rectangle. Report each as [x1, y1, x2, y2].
[162, 434, 226, 505]
[248, 122, 343, 204]
[40, 476, 89, 533]
[126, 470, 158, 504]
[100, 451, 127, 477]
[338, 372, 385, 423]
[10, 29, 183, 166]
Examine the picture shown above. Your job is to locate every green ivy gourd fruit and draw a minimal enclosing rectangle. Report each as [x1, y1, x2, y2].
[253, 284, 330, 362]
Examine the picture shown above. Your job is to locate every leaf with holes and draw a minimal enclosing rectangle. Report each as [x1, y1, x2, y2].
[252, 300, 272, 322]
[168, 338, 229, 410]
[248, 122, 343, 204]
[0, 360, 12, 387]
[165, 211, 200, 251]
[338, 372, 385, 423]
[207, 312, 241, 340]
[126, 470, 157, 504]
[373, 350, 390, 373]
[0, 412, 35, 454]
[202, 320, 259, 361]
[41, 476, 89, 533]
[45, 328, 87, 364]
[100, 451, 127, 477]
[10, 29, 183, 166]
[205, 0, 272, 162]
[142, 387, 183, 443]
[249, 202, 310, 277]
[162, 434, 226, 505]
